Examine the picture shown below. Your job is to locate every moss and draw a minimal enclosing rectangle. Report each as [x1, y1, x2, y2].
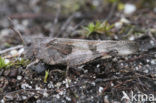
[10, 58, 30, 69]
[14, 59, 29, 66]
[0, 57, 10, 69]
[0, 57, 29, 69]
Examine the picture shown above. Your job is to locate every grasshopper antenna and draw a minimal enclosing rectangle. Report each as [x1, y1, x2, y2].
[8, 17, 25, 45]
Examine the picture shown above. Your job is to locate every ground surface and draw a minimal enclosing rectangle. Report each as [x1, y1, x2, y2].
[0, 0, 156, 103]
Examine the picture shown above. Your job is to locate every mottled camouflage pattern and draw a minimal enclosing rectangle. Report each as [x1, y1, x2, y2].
[24, 36, 138, 67]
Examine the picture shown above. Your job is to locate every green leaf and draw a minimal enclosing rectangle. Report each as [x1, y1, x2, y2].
[88, 23, 95, 32]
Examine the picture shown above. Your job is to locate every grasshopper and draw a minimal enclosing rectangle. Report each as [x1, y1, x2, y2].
[9, 18, 138, 67]
[23, 36, 138, 67]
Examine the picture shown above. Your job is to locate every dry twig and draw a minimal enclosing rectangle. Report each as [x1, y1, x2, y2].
[0, 45, 23, 55]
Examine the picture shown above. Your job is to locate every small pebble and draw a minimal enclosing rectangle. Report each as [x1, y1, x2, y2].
[135, 66, 139, 70]
[22, 20, 29, 27]
[55, 94, 60, 99]
[114, 22, 122, 29]
[36, 100, 41, 103]
[59, 90, 65, 95]
[63, 78, 71, 88]
[16, 57, 22, 61]
[96, 64, 100, 68]
[120, 63, 124, 66]
[92, 0, 100, 6]
[10, 50, 18, 56]
[91, 96, 94, 99]
[22, 96, 27, 100]
[120, 17, 130, 24]
[21, 83, 32, 89]
[144, 69, 149, 73]
[4, 95, 14, 100]
[17, 75, 22, 80]
[104, 96, 109, 103]
[48, 81, 54, 88]
[43, 91, 49, 97]
[91, 82, 96, 86]
[0, 99, 5, 103]
[84, 70, 88, 73]
[99, 87, 104, 93]
[146, 59, 150, 63]
[114, 17, 130, 29]
[18, 48, 24, 55]
[129, 36, 135, 40]
[0, 29, 10, 37]
[124, 3, 136, 15]
[55, 82, 62, 88]
[66, 96, 71, 101]
[35, 85, 41, 90]
[151, 59, 156, 65]
[111, 83, 114, 86]
[4, 59, 10, 64]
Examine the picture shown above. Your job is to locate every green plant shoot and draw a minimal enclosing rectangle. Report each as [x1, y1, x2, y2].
[44, 70, 49, 83]
[0, 57, 10, 69]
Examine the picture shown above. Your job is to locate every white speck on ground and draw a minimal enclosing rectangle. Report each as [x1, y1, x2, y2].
[21, 83, 32, 89]
[43, 91, 49, 97]
[55, 82, 62, 88]
[135, 66, 139, 70]
[111, 83, 114, 86]
[10, 50, 18, 56]
[48, 81, 54, 88]
[22, 96, 27, 100]
[114, 22, 122, 29]
[0, 29, 11, 37]
[120, 17, 130, 24]
[144, 69, 149, 73]
[96, 64, 100, 68]
[17, 75, 22, 80]
[84, 69, 88, 73]
[59, 90, 65, 95]
[0, 99, 5, 103]
[129, 36, 135, 40]
[64, 78, 71, 88]
[151, 59, 156, 64]
[4, 59, 10, 64]
[124, 3, 136, 15]
[104, 95, 109, 103]
[150, 40, 155, 46]
[146, 59, 150, 63]
[99, 87, 104, 93]
[92, 0, 100, 6]
[91, 82, 96, 86]
[18, 48, 24, 55]
[22, 20, 29, 27]
[55, 94, 60, 99]
[35, 85, 41, 90]
[115, 17, 130, 29]
[65, 96, 71, 101]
